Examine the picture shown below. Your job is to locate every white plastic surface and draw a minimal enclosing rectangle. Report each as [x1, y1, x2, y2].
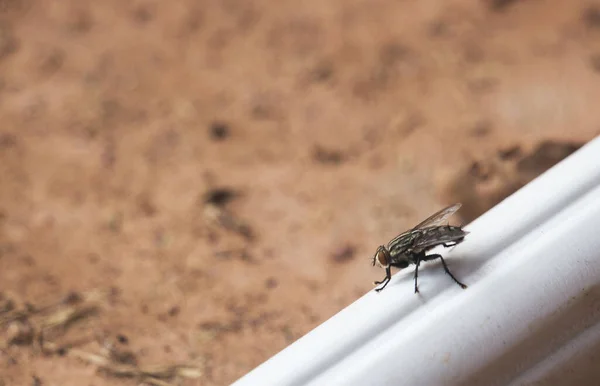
[233, 136, 600, 386]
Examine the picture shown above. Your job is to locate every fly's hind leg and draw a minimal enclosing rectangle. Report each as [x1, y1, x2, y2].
[423, 254, 467, 289]
[413, 258, 422, 293]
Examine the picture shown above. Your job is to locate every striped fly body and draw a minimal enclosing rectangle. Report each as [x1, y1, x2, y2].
[372, 203, 468, 293]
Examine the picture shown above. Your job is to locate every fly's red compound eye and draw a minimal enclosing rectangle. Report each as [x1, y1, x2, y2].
[376, 247, 389, 267]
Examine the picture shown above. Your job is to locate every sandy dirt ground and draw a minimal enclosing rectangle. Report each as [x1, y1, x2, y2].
[1, 0, 599, 385]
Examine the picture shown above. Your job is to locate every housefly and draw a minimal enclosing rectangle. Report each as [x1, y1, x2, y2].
[372, 203, 468, 293]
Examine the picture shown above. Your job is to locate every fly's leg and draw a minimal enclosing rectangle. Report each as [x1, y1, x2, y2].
[413, 258, 422, 293]
[374, 266, 392, 292]
[424, 254, 467, 289]
[374, 278, 389, 292]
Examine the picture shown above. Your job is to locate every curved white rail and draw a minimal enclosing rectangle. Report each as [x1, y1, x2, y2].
[233, 136, 600, 386]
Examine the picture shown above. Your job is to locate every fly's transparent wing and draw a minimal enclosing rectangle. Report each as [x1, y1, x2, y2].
[411, 203, 462, 230]
[411, 226, 468, 253]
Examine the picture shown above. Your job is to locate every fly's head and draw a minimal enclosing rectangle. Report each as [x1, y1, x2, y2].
[372, 246, 390, 268]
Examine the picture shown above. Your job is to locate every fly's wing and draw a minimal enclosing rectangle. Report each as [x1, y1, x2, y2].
[386, 204, 463, 254]
[410, 226, 468, 253]
[411, 203, 462, 230]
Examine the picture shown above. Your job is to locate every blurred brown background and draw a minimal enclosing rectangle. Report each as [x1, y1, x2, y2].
[0, 1, 599, 385]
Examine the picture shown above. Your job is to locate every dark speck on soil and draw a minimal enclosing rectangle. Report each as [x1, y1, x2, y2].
[583, 6, 600, 28]
[209, 121, 230, 141]
[312, 145, 346, 165]
[487, 0, 519, 12]
[168, 305, 180, 317]
[497, 145, 522, 160]
[330, 244, 357, 263]
[203, 187, 238, 207]
[265, 277, 278, 289]
[116, 334, 129, 344]
[469, 161, 491, 181]
[0, 133, 17, 148]
[469, 121, 492, 137]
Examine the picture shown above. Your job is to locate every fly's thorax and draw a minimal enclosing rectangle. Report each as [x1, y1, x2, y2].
[389, 249, 412, 268]
[373, 246, 390, 268]
[387, 230, 421, 253]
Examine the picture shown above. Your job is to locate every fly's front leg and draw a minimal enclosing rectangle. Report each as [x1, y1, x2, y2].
[374, 266, 392, 292]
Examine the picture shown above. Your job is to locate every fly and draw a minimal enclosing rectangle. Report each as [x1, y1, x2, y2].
[372, 203, 468, 293]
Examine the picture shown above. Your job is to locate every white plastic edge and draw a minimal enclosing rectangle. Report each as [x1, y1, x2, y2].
[233, 135, 600, 386]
